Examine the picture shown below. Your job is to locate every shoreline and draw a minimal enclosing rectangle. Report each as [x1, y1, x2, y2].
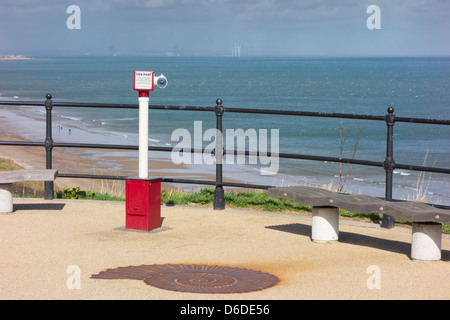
[0, 108, 261, 195]
[0, 130, 220, 195]
[1, 105, 449, 205]
[0, 105, 332, 190]
[0, 55, 34, 60]
[0, 105, 300, 186]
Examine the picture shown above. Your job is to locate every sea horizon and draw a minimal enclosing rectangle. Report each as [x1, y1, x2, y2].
[2, 51, 450, 58]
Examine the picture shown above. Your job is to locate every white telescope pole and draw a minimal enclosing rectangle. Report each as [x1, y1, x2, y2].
[134, 71, 166, 180]
[138, 93, 149, 179]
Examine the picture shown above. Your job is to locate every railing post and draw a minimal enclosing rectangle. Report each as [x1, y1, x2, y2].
[381, 106, 395, 228]
[214, 98, 225, 210]
[44, 93, 54, 200]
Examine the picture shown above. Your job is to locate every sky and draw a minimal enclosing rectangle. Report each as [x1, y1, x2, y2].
[0, 0, 449, 57]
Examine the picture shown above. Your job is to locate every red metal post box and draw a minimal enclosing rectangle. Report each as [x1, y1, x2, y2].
[125, 178, 161, 231]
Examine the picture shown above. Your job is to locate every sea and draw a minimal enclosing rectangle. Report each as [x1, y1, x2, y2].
[0, 56, 449, 205]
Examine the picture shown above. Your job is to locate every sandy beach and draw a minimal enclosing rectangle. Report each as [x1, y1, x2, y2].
[0, 110, 221, 195]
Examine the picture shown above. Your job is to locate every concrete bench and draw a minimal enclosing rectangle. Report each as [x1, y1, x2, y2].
[268, 186, 450, 262]
[0, 169, 58, 213]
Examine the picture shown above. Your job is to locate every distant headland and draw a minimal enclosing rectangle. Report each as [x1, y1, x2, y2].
[0, 55, 33, 60]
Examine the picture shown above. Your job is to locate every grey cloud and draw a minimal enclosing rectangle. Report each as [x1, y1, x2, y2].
[1, 0, 449, 56]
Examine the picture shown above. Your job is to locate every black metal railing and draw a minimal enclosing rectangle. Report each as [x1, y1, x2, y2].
[1, 94, 449, 228]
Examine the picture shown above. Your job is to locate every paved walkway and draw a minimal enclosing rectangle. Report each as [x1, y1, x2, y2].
[1, 198, 449, 300]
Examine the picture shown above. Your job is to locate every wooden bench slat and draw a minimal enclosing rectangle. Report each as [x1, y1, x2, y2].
[268, 186, 450, 223]
[0, 169, 58, 184]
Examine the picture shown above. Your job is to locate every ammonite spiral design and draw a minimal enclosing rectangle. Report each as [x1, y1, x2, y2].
[91, 264, 279, 294]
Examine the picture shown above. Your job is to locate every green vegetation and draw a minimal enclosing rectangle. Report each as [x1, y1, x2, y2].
[0, 158, 23, 171]
[161, 187, 311, 213]
[1, 157, 448, 234]
[55, 186, 124, 201]
[0, 158, 46, 197]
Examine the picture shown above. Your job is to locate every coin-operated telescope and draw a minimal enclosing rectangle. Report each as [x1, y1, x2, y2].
[133, 71, 168, 178]
[125, 71, 168, 232]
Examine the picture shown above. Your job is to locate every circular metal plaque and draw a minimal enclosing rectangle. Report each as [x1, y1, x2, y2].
[92, 264, 279, 294]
